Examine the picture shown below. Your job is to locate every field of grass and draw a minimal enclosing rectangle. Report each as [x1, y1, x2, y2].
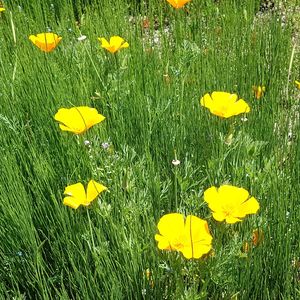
[0, 0, 299, 299]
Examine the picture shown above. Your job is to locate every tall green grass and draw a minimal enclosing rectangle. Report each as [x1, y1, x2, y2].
[0, 0, 299, 299]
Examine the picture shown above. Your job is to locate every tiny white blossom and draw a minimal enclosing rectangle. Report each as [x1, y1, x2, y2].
[102, 142, 110, 149]
[172, 159, 180, 166]
[78, 35, 87, 42]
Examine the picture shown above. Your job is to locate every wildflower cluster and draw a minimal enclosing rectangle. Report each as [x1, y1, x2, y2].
[28, 32, 129, 54]
[14, 0, 287, 259]
[2, 0, 298, 291]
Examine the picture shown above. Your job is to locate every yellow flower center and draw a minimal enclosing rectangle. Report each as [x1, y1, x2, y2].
[213, 106, 228, 117]
[222, 203, 235, 217]
[171, 234, 186, 250]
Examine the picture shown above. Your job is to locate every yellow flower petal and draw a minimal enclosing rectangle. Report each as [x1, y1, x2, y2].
[64, 182, 87, 203]
[86, 180, 107, 203]
[120, 42, 129, 49]
[230, 99, 250, 116]
[212, 92, 237, 105]
[63, 196, 81, 209]
[0, 8, 5, 12]
[29, 33, 62, 52]
[98, 37, 110, 48]
[110, 36, 124, 47]
[225, 216, 242, 224]
[200, 91, 250, 118]
[64, 182, 86, 197]
[156, 213, 185, 245]
[154, 234, 172, 250]
[218, 185, 249, 205]
[181, 244, 212, 259]
[63, 181, 107, 209]
[212, 211, 226, 222]
[98, 35, 129, 54]
[155, 213, 213, 259]
[54, 106, 105, 134]
[203, 186, 223, 212]
[204, 185, 259, 224]
[240, 196, 260, 215]
[166, 0, 191, 9]
[181, 216, 212, 258]
[200, 93, 214, 110]
[29, 35, 37, 44]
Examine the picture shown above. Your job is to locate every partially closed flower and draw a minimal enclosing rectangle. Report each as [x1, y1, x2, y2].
[29, 33, 62, 52]
[204, 185, 259, 224]
[252, 85, 266, 99]
[295, 80, 300, 90]
[63, 180, 107, 209]
[54, 106, 105, 134]
[98, 36, 129, 54]
[155, 213, 212, 259]
[166, 0, 191, 9]
[200, 91, 250, 118]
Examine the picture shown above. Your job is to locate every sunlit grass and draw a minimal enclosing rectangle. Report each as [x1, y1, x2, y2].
[0, 0, 299, 299]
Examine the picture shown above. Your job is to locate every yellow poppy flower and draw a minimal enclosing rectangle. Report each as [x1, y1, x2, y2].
[295, 80, 300, 90]
[98, 36, 129, 54]
[63, 180, 107, 209]
[200, 91, 250, 118]
[252, 85, 266, 99]
[166, 0, 191, 9]
[155, 213, 213, 259]
[29, 33, 62, 52]
[54, 106, 105, 134]
[204, 185, 260, 224]
[0, 7, 5, 12]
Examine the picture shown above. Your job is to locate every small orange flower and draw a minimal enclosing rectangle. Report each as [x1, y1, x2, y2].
[242, 229, 264, 253]
[252, 229, 264, 246]
[166, 0, 191, 9]
[29, 33, 62, 52]
[98, 36, 129, 54]
[252, 85, 266, 99]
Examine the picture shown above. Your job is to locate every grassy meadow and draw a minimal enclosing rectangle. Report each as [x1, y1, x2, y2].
[0, 0, 300, 299]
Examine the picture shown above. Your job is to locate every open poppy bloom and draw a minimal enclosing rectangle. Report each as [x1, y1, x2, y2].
[200, 91, 250, 118]
[166, 0, 191, 9]
[252, 85, 266, 99]
[204, 185, 260, 224]
[54, 106, 105, 134]
[98, 36, 129, 54]
[63, 180, 107, 209]
[295, 80, 300, 90]
[29, 33, 62, 52]
[155, 213, 212, 259]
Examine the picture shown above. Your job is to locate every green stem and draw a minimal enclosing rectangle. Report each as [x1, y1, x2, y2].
[86, 209, 95, 251]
